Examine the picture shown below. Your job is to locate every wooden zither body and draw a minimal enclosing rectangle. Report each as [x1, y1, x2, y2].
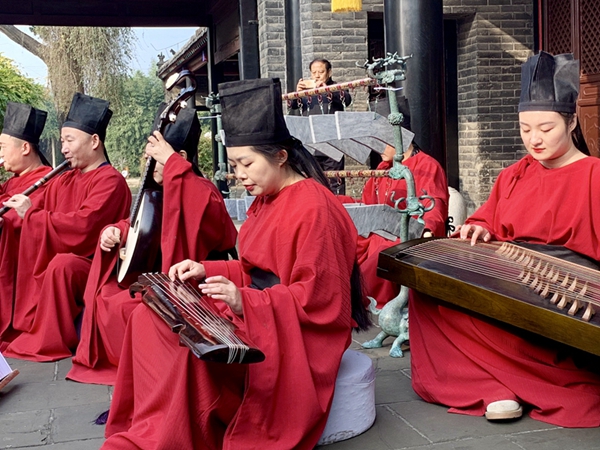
[377, 238, 600, 356]
[131, 273, 265, 364]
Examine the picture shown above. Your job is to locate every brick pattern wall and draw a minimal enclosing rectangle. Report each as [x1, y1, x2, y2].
[444, 0, 534, 213]
[257, 0, 534, 212]
[258, 0, 287, 83]
[297, 0, 370, 109]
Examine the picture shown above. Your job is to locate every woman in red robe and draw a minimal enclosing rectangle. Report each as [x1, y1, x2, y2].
[356, 142, 449, 307]
[409, 52, 600, 427]
[67, 106, 238, 385]
[101, 78, 370, 450]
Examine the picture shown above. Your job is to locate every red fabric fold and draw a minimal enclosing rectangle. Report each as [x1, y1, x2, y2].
[102, 179, 357, 449]
[68, 155, 238, 384]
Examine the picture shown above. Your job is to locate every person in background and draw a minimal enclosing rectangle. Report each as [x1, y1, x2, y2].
[291, 58, 351, 194]
[339, 112, 449, 308]
[410, 51, 600, 426]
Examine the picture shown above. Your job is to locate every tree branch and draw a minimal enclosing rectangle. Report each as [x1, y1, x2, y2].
[0, 25, 46, 62]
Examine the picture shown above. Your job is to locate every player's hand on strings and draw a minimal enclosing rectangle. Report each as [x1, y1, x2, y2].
[4, 194, 31, 219]
[454, 224, 492, 246]
[198, 276, 243, 316]
[169, 259, 206, 282]
[100, 226, 121, 252]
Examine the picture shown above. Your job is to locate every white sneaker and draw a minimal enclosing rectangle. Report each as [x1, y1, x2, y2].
[485, 400, 523, 421]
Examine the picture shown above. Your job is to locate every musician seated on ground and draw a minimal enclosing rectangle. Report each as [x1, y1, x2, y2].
[67, 105, 238, 386]
[339, 129, 449, 308]
[0, 102, 52, 339]
[409, 52, 600, 427]
[291, 58, 351, 194]
[0, 93, 132, 362]
[100, 78, 371, 450]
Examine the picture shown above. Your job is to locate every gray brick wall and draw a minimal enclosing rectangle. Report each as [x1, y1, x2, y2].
[298, 0, 370, 110]
[257, 0, 535, 213]
[258, 0, 287, 82]
[445, 0, 534, 213]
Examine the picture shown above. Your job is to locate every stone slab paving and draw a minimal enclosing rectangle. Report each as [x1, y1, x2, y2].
[1, 325, 599, 449]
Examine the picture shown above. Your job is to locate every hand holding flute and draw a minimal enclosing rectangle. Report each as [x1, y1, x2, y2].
[0, 160, 70, 220]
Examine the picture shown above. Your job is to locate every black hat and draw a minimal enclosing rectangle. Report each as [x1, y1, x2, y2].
[62, 93, 113, 141]
[151, 102, 200, 163]
[2, 102, 47, 145]
[518, 52, 579, 114]
[218, 78, 291, 147]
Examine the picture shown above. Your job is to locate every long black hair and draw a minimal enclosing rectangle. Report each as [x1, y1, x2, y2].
[250, 138, 372, 331]
[561, 112, 591, 156]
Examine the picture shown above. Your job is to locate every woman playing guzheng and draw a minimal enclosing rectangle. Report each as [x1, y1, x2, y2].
[409, 51, 600, 427]
[101, 78, 371, 450]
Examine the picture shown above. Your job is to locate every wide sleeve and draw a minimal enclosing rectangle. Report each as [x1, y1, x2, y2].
[22, 169, 132, 258]
[412, 154, 449, 236]
[161, 155, 238, 270]
[203, 259, 247, 288]
[464, 162, 523, 240]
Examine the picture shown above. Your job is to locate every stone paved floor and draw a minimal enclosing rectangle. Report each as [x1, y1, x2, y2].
[1, 326, 600, 449]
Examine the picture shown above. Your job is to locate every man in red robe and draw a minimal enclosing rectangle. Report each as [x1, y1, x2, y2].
[67, 105, 238, 385]
[0, 93, 132, 362]
[0, 102, 52, 338]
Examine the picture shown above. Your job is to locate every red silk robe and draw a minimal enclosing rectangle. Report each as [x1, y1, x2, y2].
[410, 155, 600, 427]
[68, 155, 238, 385]
[0, 166, 52, 338]
[102, 178, 358, 450]
[350, 151, 449, 307]
[2, 164, 131, 361]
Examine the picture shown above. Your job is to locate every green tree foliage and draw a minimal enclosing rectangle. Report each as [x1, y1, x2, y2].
[0, 55, 48, 182]
[104, 69, 164, 176]
[0, 26, 134, 122]
[31, 26, 134, 121]
[0, 54, 46, 129]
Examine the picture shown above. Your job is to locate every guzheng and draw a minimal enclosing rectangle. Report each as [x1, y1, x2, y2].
[131, 273, 265, 364]
[377, 238, 600, 356]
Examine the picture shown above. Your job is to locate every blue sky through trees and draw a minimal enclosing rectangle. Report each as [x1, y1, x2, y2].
[0, 26, 198, 83]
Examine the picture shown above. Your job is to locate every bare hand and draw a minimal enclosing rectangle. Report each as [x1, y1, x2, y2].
[100, 226, 121, 252]
[4, 194, 32, 219]
[455, 224, 492, 246]
[168, 259, 206, 282]
[145, 131, 176, 165]
[198, 275, 243, 315]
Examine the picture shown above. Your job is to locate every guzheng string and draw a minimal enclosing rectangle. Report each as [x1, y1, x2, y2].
[144, 273, 249, 363]
[401, 239, 600, 321]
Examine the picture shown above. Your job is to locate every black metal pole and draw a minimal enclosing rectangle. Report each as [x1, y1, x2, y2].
[207, 18, 228, 196]
[284, 0, 302, 94]
[239, 0, 260, 79]
[383, 0, 445, 166]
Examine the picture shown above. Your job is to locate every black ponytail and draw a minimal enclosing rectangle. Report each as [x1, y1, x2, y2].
[351, 261, 372, 332]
